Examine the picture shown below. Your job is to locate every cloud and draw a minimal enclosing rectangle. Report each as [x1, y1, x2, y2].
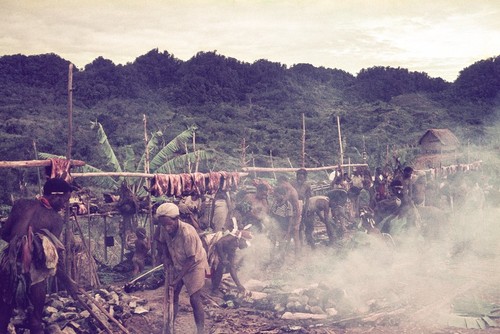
[0, 0, 498, 81]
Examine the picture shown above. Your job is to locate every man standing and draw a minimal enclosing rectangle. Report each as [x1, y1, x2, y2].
[0, 178, 78, 334]
[242, 183, 270, 232]
[155, 203, 208, 334]
[275, 175, 302, 255]
[291, 169, 312, 248]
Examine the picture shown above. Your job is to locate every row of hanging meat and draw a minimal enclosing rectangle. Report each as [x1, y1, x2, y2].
[416, 160, 482, 179]
[150, 171, 241, 197]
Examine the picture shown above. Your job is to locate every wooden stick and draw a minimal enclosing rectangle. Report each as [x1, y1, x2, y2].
[143, 114, 155, 265]
[71, 171, 249, 178]
[0, 159, 86, 168]
[161, 228, 175, 334]
[242, 164, 368, 173]
[78, 288, 130, 334]
[269, 150, 277, 180]
[125, 264, 164, 287]
[67, 63, 73, 162]
[71, 211, 100, 287]
[336, 116, 344, 166]
[73, 293, 113, 334]
[163, 263, 175, 334]
[302, 113, 306, 168]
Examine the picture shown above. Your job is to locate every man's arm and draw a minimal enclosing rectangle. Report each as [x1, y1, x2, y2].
[217, 238, 245, 292]
[171, 255, 195, 286]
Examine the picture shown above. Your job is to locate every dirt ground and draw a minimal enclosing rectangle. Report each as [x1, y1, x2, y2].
[108, 213, 500, 334]
[121, 285, 499, 334]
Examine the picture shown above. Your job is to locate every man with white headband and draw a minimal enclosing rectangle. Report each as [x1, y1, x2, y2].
[155, 202, 208, 334]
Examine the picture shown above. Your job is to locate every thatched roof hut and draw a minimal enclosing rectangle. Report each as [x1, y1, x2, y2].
[418, 128, 460, 154]
[414, 129, 461, 169]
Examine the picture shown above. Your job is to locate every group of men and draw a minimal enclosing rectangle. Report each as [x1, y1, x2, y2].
[0, 165, 429, 334]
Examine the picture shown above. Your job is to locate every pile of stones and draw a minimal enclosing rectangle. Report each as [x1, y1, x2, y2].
[10, 286, 150, 334]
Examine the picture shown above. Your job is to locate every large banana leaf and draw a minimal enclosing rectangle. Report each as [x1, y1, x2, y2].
[123, 145, 136, 172]
[91, 121, 123, 173]
[149, 125, 197, 172]
[38, 152, 120, 191]
[155, 149, 214, 174]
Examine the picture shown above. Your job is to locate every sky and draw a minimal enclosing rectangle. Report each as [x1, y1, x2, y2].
[1, 0, 499, 82]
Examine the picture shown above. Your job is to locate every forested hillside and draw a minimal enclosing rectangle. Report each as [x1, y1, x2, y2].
[0, 50, 499, 201]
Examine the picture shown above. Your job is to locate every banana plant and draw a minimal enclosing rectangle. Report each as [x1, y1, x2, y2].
[40, 120, 215, 198]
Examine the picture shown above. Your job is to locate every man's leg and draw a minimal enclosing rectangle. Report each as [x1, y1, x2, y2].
[190, 290, 205, 334]
[211, 263, 224, 293]
[28, 281, 46, 334]
[172, 281, 183, 319]
[0, 300, 13, 334]
[304, 214, 316, 248]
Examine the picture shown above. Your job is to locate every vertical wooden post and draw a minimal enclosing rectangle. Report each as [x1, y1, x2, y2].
[302, 113, 306, 168]
[104, 216, 108, 263]
[33, 140, 42, 195]
[67, 63, 73, 161]
[269, 150, 277, 180]
[65, 63, 74, 278]
[336, 116, 344, 166]
[162, 264, 175, 334]
[143, 114, 155, 265]
[162, 233, 174, 334]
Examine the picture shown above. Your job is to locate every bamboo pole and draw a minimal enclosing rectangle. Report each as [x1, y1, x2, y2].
[163, 263, 174, 334]
[302, 113, 306, 168]
[33, 141, 42, 195]
[71, 171, 249, 178]
[162, 233, 174, 334]
[71, 211, 100, 287]
[143, 114, 155, 265]
[65, 63, 74, 282]
[67, 63, 73, 161]
[269, 150, 277, 180]
[242, 164, 368, 173]
[104, 216, 108, 262]
[193, 131, 200, 173]
[336, 116, 344, 166]
[0, 159, 86, 168]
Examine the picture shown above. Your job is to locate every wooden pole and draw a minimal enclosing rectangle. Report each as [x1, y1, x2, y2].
[67, 63, 73, 161]
[193, 131, 200, 173]
[162, 232, 174, 334]
[72, 211, 100, 287]
[336, 116, 344, 166]
[242, 164, 368, 173]
[163, 264, 175, 334]
[0, 159, 85, 168]
[143, 114, 155, 265]
[65, 63, 74, 280]
[302, 113, 306, 168]
[32, 141, 42, 195]
[77, 288, 130, 334]
[269, 150, 277, 180]
[104, 216, 108, 262]
[71, 171, 249, 178]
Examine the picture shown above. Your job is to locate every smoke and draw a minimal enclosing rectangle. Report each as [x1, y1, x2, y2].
[237, 168, 499, 328]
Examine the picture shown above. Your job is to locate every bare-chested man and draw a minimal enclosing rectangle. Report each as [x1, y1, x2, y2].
[275, 175, 302, 255]
[0, 178, 78, 334]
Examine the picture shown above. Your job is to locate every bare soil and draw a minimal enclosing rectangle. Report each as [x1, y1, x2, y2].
[120, 285, 500, 334]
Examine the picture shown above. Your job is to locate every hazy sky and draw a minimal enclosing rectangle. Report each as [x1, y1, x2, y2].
[1, 0, 499, 82]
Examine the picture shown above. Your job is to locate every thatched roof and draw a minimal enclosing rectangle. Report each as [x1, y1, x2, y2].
[418, 129, 460, 146]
